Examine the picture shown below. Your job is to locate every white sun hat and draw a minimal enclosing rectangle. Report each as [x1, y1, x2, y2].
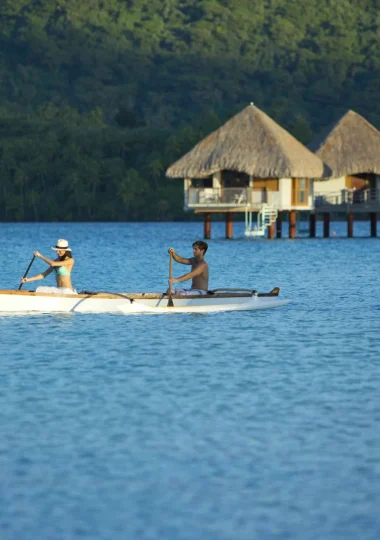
[51, 239, 71, 251]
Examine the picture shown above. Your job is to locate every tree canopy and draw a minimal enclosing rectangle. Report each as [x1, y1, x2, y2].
[0, 0, 379, 220]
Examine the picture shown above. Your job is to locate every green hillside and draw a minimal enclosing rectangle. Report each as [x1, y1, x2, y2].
[1, 0, 380, 220]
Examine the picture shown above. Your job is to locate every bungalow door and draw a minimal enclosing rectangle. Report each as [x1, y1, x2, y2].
[292, 178, 310, 206]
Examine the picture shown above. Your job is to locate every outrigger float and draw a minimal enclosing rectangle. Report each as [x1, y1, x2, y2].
[0, 287, 290, 314]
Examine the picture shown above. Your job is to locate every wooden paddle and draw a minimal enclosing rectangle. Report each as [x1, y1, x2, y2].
[168, 251, 174, 307]
[18, 255, 36, 290]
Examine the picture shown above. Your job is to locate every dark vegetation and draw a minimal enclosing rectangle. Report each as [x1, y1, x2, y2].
[1, 0, 380, 220]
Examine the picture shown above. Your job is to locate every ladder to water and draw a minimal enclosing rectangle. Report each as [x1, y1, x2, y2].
[245, 204, 278, 237]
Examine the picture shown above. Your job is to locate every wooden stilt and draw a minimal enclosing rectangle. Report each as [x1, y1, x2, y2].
[323, 213, 330, 238]
[225, 212, 233, 239]
[268, 221, 275, 239]
[276, 212, 282, 239]
[204, 212, 211, 239]
[309, 213, 316, 238]
[289, 210, 297, 239]
[323, 212, 330, 238]
[347, 212, 354, 238]
[370, 212, 377, 237]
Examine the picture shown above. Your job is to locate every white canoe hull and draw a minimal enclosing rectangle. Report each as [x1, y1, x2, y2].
[0, 289, 291, 314]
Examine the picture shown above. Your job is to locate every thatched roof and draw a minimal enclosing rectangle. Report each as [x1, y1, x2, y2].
[308, 110, 380, 177]
[166, 103, 329, 179]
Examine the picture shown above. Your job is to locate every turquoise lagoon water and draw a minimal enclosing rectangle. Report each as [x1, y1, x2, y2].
[0, 221, 380, 540]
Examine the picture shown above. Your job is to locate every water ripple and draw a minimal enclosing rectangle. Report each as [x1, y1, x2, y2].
[1, 223, 380, 540]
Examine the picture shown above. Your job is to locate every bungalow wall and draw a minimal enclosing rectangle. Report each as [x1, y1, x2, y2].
[279, 178, 292, 209]
[314, 177, 346, 194]
[278, 178, 313, 210]
[314, 174, 379, 195]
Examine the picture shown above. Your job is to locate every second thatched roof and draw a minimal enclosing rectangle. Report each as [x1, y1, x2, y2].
[308, 110, 380, 177]
[166, 103, 329, 179]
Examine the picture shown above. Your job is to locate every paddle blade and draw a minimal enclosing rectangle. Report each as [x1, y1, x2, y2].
[167, 296, 174, 307]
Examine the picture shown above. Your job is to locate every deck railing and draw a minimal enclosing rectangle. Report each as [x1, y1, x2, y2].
[315, 188, 380, 207]
[187, 188, 281, 208]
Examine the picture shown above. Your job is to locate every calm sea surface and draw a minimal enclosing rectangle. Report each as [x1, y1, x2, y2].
[1, 221, 380, 540]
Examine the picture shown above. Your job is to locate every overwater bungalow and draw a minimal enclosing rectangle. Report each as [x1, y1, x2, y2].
[310, 110, 380, 201]
[166, 103, 329, 238]
[309, 110, 380, 237]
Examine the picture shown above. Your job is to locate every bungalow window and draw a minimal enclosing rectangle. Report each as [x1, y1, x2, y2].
[191, 177, 212, 188]
[299, 179, 306, 203]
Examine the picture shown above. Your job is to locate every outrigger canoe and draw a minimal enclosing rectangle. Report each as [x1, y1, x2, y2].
[0, 287, 290, 314]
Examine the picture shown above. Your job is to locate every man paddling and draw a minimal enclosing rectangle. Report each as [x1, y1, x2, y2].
[168, 241, 209, 295]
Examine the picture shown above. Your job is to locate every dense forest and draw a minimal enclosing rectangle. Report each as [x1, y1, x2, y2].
[1, 0, 380, 221]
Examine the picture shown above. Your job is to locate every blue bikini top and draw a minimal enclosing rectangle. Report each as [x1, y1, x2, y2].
[55, 266, 71, 276]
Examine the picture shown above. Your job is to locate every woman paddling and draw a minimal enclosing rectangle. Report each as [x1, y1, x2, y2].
[20, 238, 76, 294]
